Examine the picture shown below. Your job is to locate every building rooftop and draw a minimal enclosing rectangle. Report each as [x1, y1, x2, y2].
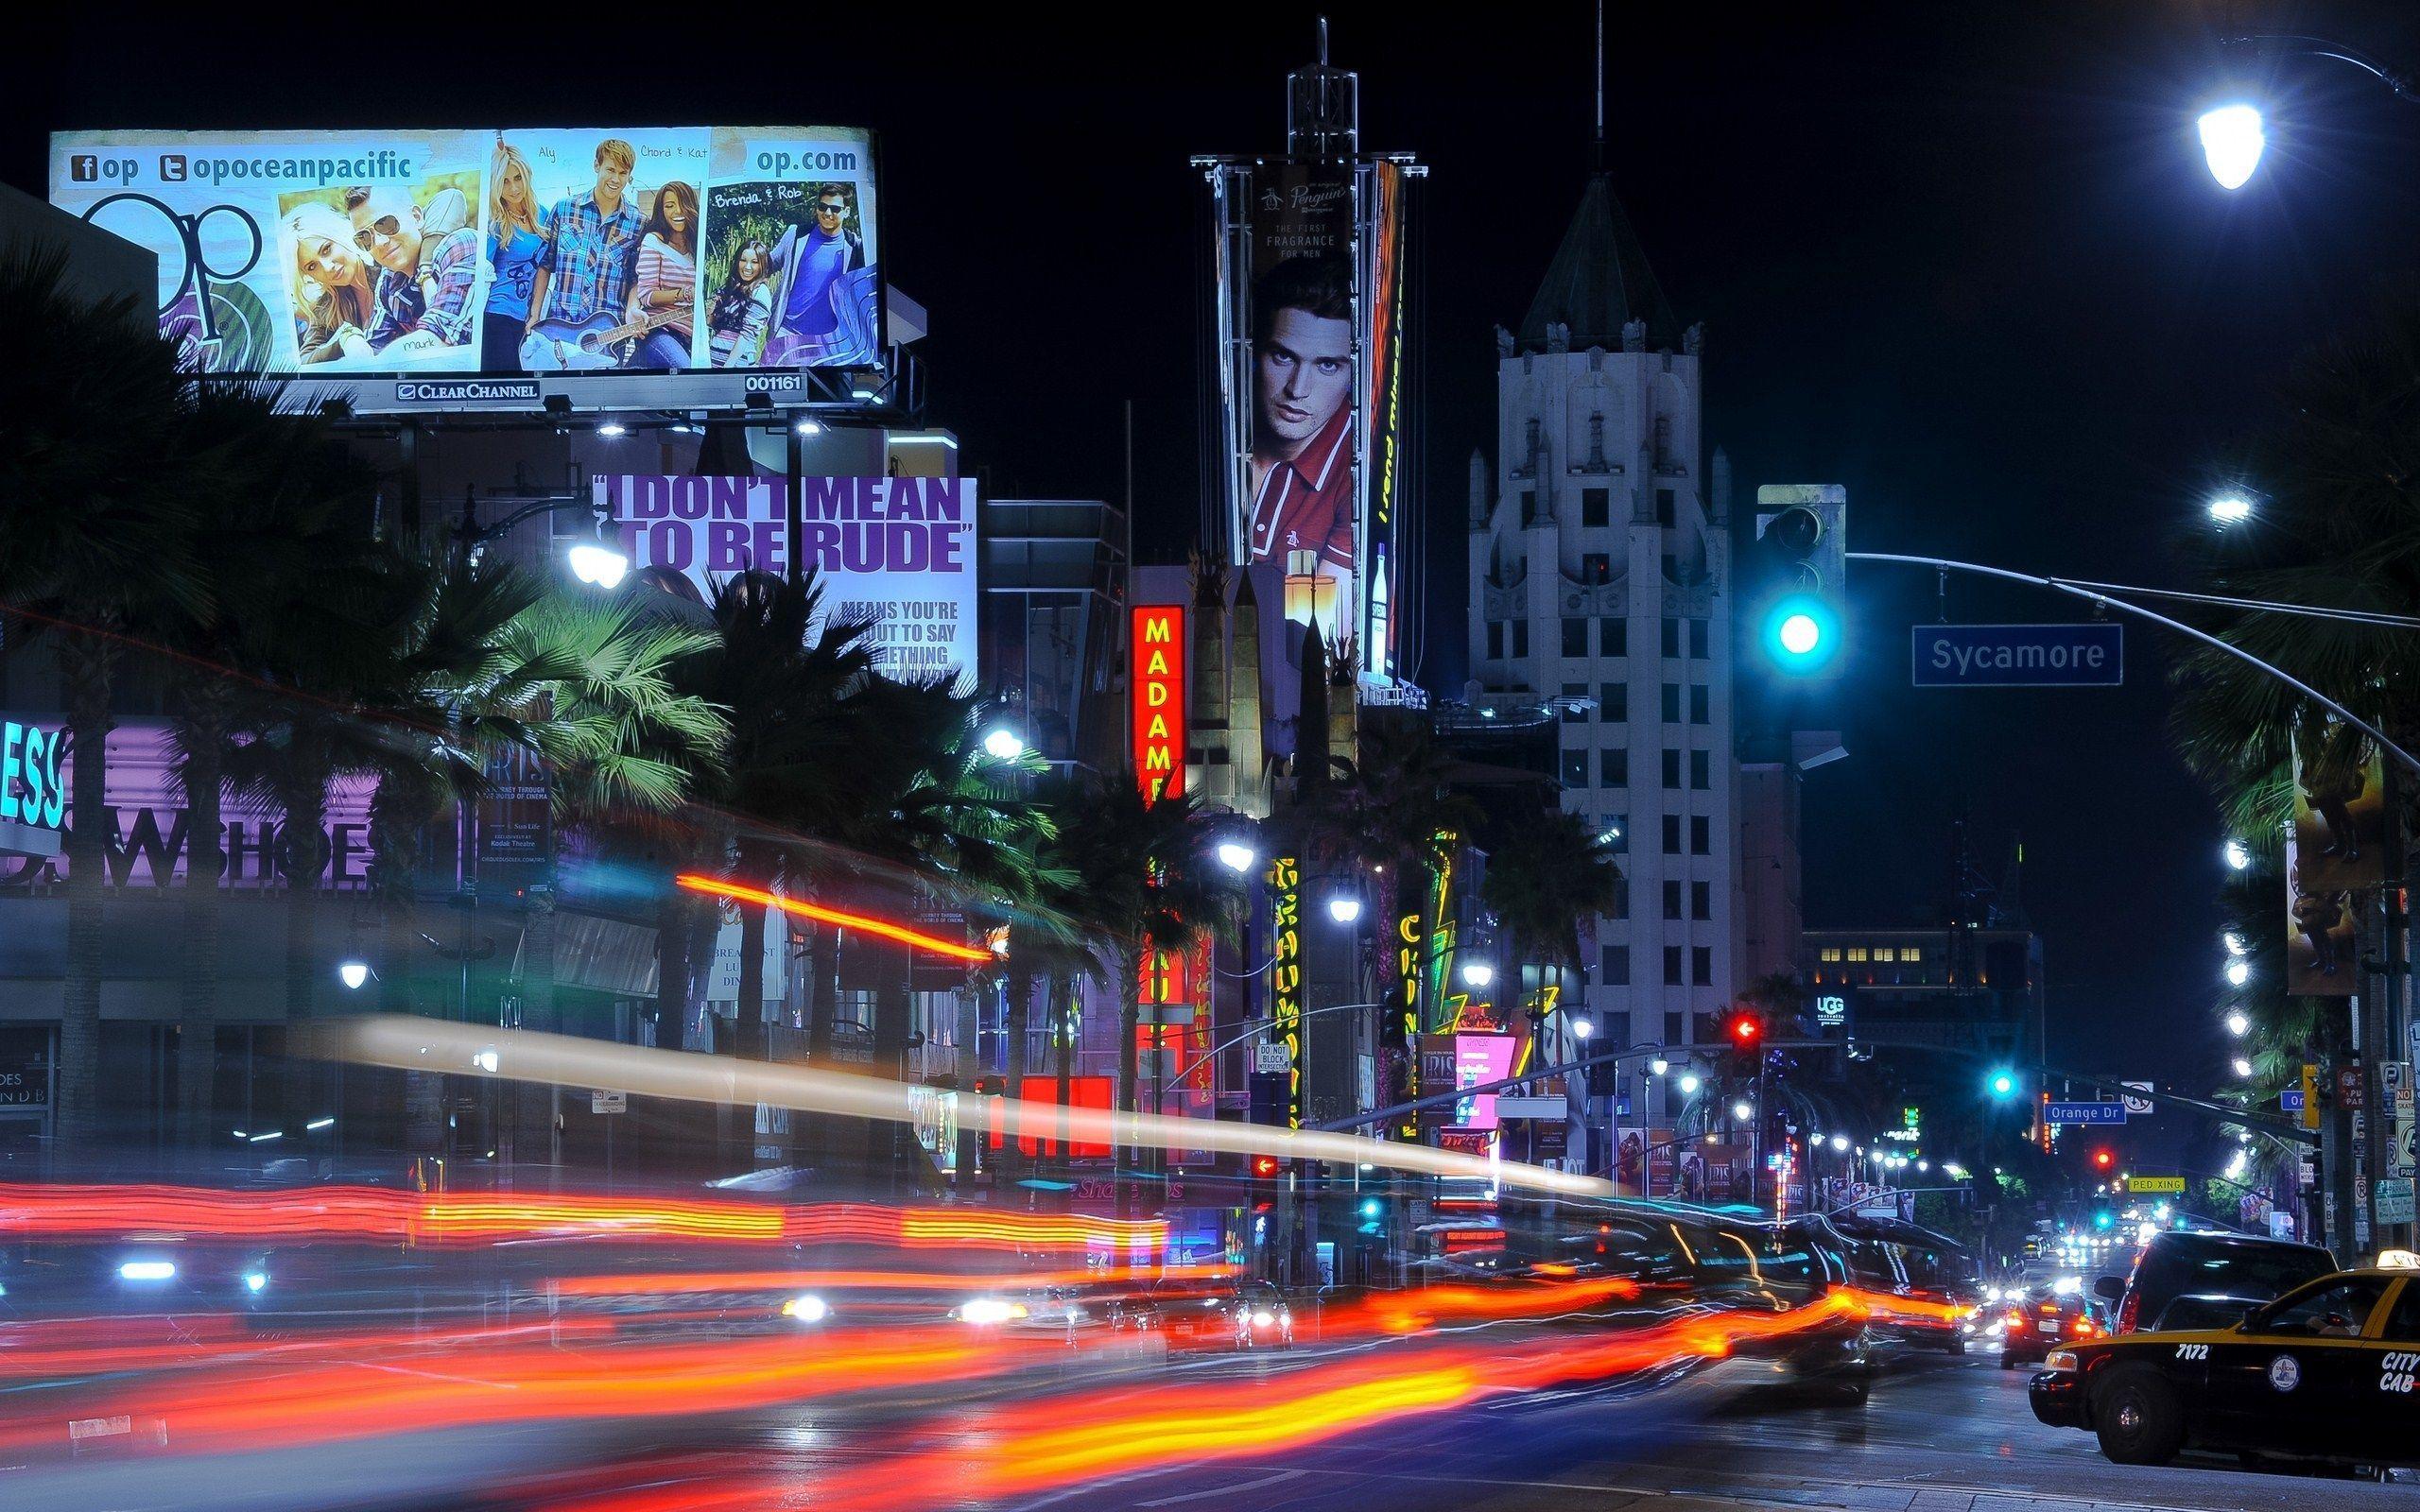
[1516, 173, 1683, 353]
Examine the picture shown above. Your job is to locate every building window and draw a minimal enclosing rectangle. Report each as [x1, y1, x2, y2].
[1580, 552, 1612, 585]
[1586, 413, 1607, 469]
[1874, 947, 1897, 963]
[1607, 1010, 1633, 1045]
[1653, 418, 1673, 472]
[1520, 489, 1538, 525]
[1512, 621, 1529, 657]
[1661, 748, 1681, 789]
[1689, 618, 1709, 658]
[1563, 618, 1587, 657]
[1903, 945, 1924, 962]
[1582, 486, 1610, 527]
[1692, 880, 1711, 919]
[1562, 682, 1588, 721]
[1609, 878, 1630, 919]
[1663, 881, 1682, 920]
[1660, 617, 1681, 658]
[1654, 485, 1676, 525]
[1562, 750, 1588, 787]
[1602, 945, 1631, 986]
[1664, 1011, 1684, 1045]
[1689, 815, 1710, 855]
[1599, 682, 1626, 721]
[1599, 747, 1628, 786]
[1661, 553, 1679, 583]
[1846, 947, 1868, 964]
[1486, 622, 1504, 660]
[1660, 683, 1680, 722]
[1689, 750, 1709, 790]
[1820, 947, 1841, 963]
[1661, 815, 1681, 854]
[1664, 946, 1683, 986]
[1688, 685, 1709, 725]
[1691, 945, 1712, 986]
[1599, 618, 1626, 657]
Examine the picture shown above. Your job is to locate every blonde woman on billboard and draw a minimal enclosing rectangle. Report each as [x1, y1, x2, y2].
[285, 201, 375, 365]
[482, 140, 550, 372]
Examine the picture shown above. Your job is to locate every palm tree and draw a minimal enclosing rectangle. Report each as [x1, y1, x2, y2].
[162, 385, 383, 1148]
[1479, 809, 1625, 1024]
[0, 249, 209, 1156]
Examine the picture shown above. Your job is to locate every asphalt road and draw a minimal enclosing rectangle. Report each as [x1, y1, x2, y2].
[1031, 1347, 2418, 1512]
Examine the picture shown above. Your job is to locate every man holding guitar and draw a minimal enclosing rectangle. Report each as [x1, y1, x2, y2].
[522, 138, 645, 371]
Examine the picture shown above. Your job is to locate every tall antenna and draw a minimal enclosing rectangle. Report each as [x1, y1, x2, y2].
[1593, 0, 1606, 169]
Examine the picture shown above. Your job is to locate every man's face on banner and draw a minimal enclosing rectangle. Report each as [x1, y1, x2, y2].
[1255, 305, 1353, 454]
[349, 187, 423, 275]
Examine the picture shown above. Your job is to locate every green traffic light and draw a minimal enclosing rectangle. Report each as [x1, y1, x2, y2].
[1987, 1069, 2017, 1100]
[1760, 593, 1840, 673]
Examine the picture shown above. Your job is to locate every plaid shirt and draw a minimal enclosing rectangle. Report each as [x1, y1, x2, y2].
[366, 266, 425, 351]
[411, 227, 479, 346]
[536, 192, 645, 326]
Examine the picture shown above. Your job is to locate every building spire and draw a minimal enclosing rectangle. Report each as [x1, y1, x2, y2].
[1593, 0, 1605, 170]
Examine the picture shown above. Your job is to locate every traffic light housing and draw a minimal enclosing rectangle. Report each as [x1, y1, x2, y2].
[2091, 1147, 2116, 1173]
[1723, 1009, 1765, 1070]
[1985, 1067, 2019, 1101]
[1251, 1154, 1285, 1180]
[1747, 485, 1847, 677]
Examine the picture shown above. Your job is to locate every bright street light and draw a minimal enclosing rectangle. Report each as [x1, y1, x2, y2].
[1677, 1074, 1702, 1096]
[2198, 104, 2266, 189]
[1325, 895, 1362, 925]
[1570, 1018, 1594, 1040]
[596, 421, 629, 438]
[2223, 838, 2252, 870]
[1459, 960, 1494, 988]
[337, 959, 371, 991]
[1731, 1100, 1754, 1123]
[2225, 1010, 2250, 1037]
[2223, 931, 2246, 956]
[980, 727, 1026, 761]
[1215, 841, 1256, 873]
[2224, 959, 2251, 987]
[793, 418, 823, 437]
[2206, 492, 2255, 525]
[1830, 1135, 1850, 1153]
[2232, 1057, 2255, 1079]
[566, 541, 631, 589]
[1649, 1057, 1668, 1076]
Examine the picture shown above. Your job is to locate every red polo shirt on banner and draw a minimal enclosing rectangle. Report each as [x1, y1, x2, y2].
[1246, 406, 1355, 572]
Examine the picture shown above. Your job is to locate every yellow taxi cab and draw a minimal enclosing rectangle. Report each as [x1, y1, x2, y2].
[2029, 1257, 2420, 1472]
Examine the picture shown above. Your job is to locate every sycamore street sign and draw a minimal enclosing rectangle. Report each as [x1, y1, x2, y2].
[1911, 624, 2123, 687]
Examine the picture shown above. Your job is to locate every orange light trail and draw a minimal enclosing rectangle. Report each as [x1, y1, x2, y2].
[547, 1262, 1236, 1298]
[0, 1184, 1165, 1252]
[674, 874, 994, 962]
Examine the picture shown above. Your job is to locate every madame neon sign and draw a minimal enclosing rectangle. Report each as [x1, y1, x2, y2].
[1130, 606, 1184, 804]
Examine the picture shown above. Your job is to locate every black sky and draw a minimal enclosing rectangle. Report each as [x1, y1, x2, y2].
[11, 4, 2420, 1142]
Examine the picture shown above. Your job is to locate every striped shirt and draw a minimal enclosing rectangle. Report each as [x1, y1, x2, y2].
[631, 234, 695, 337]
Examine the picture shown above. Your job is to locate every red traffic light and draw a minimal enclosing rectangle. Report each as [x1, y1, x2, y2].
[1726, 1012, 1764, 1046]
[2092, 1148, 2116, 1171]
[1251, 1154, 1283, 1179]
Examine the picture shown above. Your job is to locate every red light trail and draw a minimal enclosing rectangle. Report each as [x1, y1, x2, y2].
[673, 874, 993, 962]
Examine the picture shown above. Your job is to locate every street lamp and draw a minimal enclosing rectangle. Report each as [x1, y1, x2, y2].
[1216, 841, 1256, 873]
[981, 727, 1027, 761]
[2225, 1009, 2251, 1037]
[793, 418, 823, 437]
[1325, 895, 1363, 925]
[1649, 1056, 1668, 1076]
[1460, 960, 1495, 988]
[2224, 958, 2251, 987]
[1677, 1074, 1702, 1096]
[2232, 1057, 2256, 1079]
[2223, 837, 2252, 870]
[596, 421, 630, 438]
[1830, 1135, 1849, 1153]
[337, 959, 372, 991]
[2198, 104, 2266, 189]
[2206, 492, 2256, 525]
[2223, 931, 2246, 955]
[566, 541, 631, 589]
[1570, 1018, 1594, 1041]
[1731, 1099, 1754, 1124]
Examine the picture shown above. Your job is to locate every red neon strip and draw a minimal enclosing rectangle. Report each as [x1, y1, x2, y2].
[675, 874, 992, 963]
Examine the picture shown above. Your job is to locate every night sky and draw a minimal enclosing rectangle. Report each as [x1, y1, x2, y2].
[11, 4, 2420, 1149]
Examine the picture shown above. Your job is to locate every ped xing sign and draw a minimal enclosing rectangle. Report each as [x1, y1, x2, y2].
[2126, 1176, 2186, 1194]
[1911, 624, 2122, 687]
[2045, 1100, 2127, 1125]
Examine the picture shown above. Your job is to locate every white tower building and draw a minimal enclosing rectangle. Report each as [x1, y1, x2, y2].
[1468, 173, 1737, 1078]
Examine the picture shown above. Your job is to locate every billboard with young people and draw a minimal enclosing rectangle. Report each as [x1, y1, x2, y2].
[49, 126, 879, 411]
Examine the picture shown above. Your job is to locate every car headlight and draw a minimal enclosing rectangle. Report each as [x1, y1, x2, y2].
[957, 1298, 1027, 1325]
[782, 1293, 829, 1324]
[1252, 1309, 1277, 1327]
[2043, 1349, 2078, 1372]
[242, 1271, 268, 1295]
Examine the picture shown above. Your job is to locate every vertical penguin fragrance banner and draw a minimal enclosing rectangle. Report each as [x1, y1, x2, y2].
[1130, 606, 1185, 803]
